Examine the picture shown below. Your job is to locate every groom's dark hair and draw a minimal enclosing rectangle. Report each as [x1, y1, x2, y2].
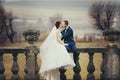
[64, 20, 69, 26]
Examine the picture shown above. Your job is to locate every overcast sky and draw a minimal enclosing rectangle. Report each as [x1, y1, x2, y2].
[4, 0, 91, 18]
[3, 0, 120, 34]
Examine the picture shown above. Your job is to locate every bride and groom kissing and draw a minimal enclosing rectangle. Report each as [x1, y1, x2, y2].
[39, 20, 79, 80]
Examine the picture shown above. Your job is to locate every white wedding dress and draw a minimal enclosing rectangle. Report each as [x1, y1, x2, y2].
[39, 26, 75, 80]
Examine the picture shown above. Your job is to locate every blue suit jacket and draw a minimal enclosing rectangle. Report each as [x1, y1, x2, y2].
[61, 27, 75, 45]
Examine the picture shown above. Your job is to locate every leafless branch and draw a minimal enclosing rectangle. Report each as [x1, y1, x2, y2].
[89, 1, 118, 30]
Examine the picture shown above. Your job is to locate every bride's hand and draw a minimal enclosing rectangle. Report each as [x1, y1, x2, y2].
[64, 44, 68, 46]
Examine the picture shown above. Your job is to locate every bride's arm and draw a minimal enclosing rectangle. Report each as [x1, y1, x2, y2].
[56, 31, 68, 46]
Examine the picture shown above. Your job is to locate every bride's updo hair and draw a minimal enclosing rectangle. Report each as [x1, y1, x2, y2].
[55, 21, 61, 29]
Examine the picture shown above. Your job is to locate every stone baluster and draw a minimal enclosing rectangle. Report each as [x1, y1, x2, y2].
[11, 53, 20, 80]
[0, 52, 5, 80]
[73, 55, 81, 80]
[87, 52, 95, 80]
[100, 52, 105, 80]
[59, 68, 67, 80]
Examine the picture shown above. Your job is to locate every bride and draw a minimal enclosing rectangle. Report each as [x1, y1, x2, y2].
[39, 21, 75, 80]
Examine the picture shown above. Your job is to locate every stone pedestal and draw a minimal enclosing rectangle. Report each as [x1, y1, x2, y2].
[104, 45, 120, 80]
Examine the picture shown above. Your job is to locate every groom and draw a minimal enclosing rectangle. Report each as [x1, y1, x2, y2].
[61, 20, 79, 63]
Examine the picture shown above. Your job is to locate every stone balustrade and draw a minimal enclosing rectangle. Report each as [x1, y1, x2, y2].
[0, 30, 120, 80]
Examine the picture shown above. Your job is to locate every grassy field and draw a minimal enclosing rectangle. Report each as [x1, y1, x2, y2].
[1, 41, 120, 80]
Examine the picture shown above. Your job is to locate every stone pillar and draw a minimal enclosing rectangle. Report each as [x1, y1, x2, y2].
[24, 47, 40, 80]
[104, 44, 120, 80]
[23, 30, 40, 80]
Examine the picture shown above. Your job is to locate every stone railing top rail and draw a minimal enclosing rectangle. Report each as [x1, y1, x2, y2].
[72, 46, 120, 53]
[0, 47, 25, 49]
[0, 47, 27, 53]
[0, 46, 120, 54]
[77, 47, 106, 53]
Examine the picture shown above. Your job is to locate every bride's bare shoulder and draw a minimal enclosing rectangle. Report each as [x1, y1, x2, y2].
[56, 29, 61, 35]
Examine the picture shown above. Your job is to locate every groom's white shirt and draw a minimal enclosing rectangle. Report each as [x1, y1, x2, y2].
[61, 26, 69, 37]
[66, 26, 69, 30]
[65, 26, 69, 32]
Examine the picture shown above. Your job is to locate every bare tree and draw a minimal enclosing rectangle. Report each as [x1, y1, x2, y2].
[117, 4, 120, 20]
[0, 4, 16, 43]
[104, 2, 118, 29]
[113, 4, 120, 30]
[0, 0, 4, 4]
[89, 1, 118, 30]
